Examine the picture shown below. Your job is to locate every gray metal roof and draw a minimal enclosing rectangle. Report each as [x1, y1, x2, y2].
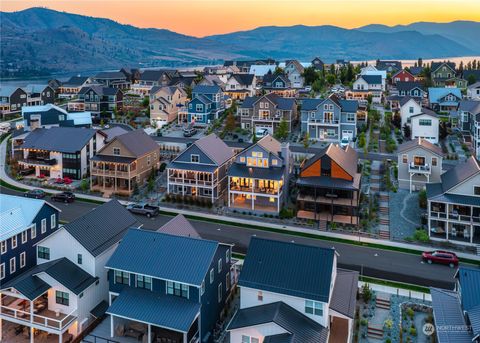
[428, 157, 480, 197]
[264, 334, 293, 343]
[297, 174, 361, 191]
[456, 267, 480, 312]
[106, 287, 200, 332]
[157, 214, 200, 238]
[63, 76, 90, 87]
[62, 200, 140, 257]
[167, 161, 218, 173]
[360, 75, 382, 85]
[396, 81, 424, 92]
[21, 127, 97, 153]
[428, 192, 480, 206]
[329, 269, 359, 319]
[79, 85, 120, 96]
[193, 84, 221, 94]
[227, 302, 328, 343]
[106, 229, 218, 286]
[228, 163, 285, 180]
[239, 237, 334, 303]
[459, 100, 480, 114]
[398, 137, 443, 156]
[95, 71, 127, 79]
[106, 130, 159, 158]
[192, 134, 234, 166]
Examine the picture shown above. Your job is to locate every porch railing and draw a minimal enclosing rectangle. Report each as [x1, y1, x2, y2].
[0, 305, 77, 331]
[168, 177, 214, 186]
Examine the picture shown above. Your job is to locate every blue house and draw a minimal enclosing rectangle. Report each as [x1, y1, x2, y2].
[0, 194, 60, 284]
[22, 103, 92, 132]
[187, 85, 224, 125]
[105, 224, 234, 343]
[428, 87, 462, 113]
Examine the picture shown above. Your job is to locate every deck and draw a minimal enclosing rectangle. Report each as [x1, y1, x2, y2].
[297, 210, 359, 225]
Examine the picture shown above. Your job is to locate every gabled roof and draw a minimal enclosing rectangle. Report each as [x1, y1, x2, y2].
[227, 302, 328, 343]
[106, 229, 219, 286]
[140, 70, 176, 82]
[257, 134, 282, 156]
[21, 127, 97, 153]
[286, 60, 305, 73]
[0, 195, 59, 241]
[242, 93, 295, 111]
[95, 71, 127, 79]
[192, 84, 221, 94]
[79, 85, 121, 96]
[62, 200, 139, 257]
[0, 86, 24, 97]
[101, 126, 129, 141]
[230, 74, 255, 86]
[330, 269, 359, 319]
[263, 73, 290, 87]
[459, 100, 480, 114]
[396, 81, 424, 92]
[63, 76, 90, 87]
[157, 214, 200, 238]
[359, 74, 382, 85]
[301, 144, 358, 178]
[392, 69, 414, 79]
[101, 130, 158, 158]
[428, 87, 462, 103]
[301, 98, 357, 112]
[398, 137, 443, 156]
[22, 103, 68, 115]
[23, 84, 51, 94]
[190, 133, 234, 166]
[408, 66, 424, 76]
[431, 62, 456, 73]
[468, 81, 480, 89]
[239, 237, 335, 303]
[399, 96, 420, 107]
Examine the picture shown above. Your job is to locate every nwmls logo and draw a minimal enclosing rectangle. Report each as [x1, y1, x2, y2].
[424, 323, 473, 336]
[422, 323, 435, 336]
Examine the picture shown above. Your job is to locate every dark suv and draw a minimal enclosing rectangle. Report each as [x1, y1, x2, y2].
[51, 192, 76, 203]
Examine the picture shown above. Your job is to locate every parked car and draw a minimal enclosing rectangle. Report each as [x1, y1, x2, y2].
[51, 191, 76, 203]
[18, 167, 35, 176]
[255, 128, 269, 137]
[422, 250, 459, 268]
[24, 189, 46, 199]
[340, 137, 350, 148]
[126, 203, 160, 218]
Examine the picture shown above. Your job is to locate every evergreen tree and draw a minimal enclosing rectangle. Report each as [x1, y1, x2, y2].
[274, 118, 289, 140]
[402, 123, 411, 138]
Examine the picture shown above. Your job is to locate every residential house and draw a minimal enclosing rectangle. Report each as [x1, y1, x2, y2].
[458, 100, 480, 159]
[284, 60, 305, 88]
[0, 194, 60, 284]
[300, 95, 358, 142]
[410, 109, 440, 144]
[311, 57, 325, 71]
[0, 200, 140, 343]
[398, 96, 422, 128]
[376, 60, 402, 74]
[428, 87, 462, 113]
[22, 104, 92, 132]
[227, 135, 290, 214]
[397, 138, 443, 192]
[445, 77, 468, 89]
[224, 74, 257, 100]
[105, 227, 234, 343]
[238, 93, 297, 136]
[227, 237, 359, 343]
[408, 66, 425, 81]
[467, 82, 480, 100]
[391, 69, 415, 85]
[18, 127, 105, 180]
[0, 86, 28, 116]
[261, 71, 296, 97]
[395, 82, 426, 101]
[359, 65, 387, 87]
[91, 130, 160, 197]
[225, 59, 276, 73]
[426, 156, 480, 246]
[77, 86, 123, 118]
[347, 75, 383, 103]
[119, 67, 141, 84]
[187, 85, 225, 125]
[23, 84, 55, 106]
[455, 268, 480, 341]
[167, 134, 234, 204]
[431, 62, 456, 87]
[296, 144, 361, 226]
[58, 76, 92, 97]
[149, 86, 187, 127]
[131, 70, 177, 95]
[94, 71, 131, 90]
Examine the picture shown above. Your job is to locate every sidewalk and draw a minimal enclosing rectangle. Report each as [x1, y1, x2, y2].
[1, 136, 480, 261]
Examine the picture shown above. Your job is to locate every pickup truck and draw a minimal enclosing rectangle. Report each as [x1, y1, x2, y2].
[126, 203, 160, 218]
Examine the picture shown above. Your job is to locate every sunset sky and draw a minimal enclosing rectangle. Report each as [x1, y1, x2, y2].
[2, 0, 480, 37]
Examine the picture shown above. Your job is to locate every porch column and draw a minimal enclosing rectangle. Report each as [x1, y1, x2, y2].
[251, 178, 254, 210]
[183, 332, 187, 343]
[110, 315, 114, 337]
[228, 177, 231, 207]
[58, 333, 63, 343]
[128, 164, 131, 192]
[30, 327, 34, 343]
[114, 164, 117, 192]
[0, 317, 2, 342]
[103, 163, 106, 190]
[409, 173, 413, 193]
[182, 171, 185, 196]
[147, 324, 151, 343]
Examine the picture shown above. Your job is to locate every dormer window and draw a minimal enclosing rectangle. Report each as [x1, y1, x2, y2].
[191, 154, 199, 163]
[113, 148, 121, 155]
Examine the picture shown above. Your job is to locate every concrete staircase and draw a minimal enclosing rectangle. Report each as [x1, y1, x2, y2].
[476, 244, 480, 256]
[367, 324, 384, 340]
[376, 297, 391, 310]
[319, 220, 327, 231]
[378, 191, 390, 240]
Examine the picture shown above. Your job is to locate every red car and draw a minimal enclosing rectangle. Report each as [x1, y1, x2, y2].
[422, 250, 459, 268]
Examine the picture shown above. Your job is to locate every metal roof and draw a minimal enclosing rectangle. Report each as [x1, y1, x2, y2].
[227, 302, 328, 343]
[428, 87, 462, 103]
[192, 84, 221, 94]
[264, 334, 293, 343]
[62, 200, 140, 257]
[396, 81, 424, 92]
[398, 137, 443, 156]
[21, 127, 97, 153]
[228, 163, 285, 180]
[239, 237, 334, 303]
[106, 229, 218, 286]
[456, 267, 480, 312]
[301, 144, 358, 179]
[193, 134, 235, 166]
[157, 214, 200, 238]
[329, 269, 359, 319]
[360, 75, 382, 85]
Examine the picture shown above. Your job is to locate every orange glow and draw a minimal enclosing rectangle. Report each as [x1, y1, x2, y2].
[2, 1, 480, 37]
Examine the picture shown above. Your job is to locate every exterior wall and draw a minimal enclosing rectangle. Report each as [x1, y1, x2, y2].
[467, 86, 480, 100]
[397, 147, 443, 191]
[9, 88, 28, 113]
[448, 173, 480, 196]
[230, 323, 287, 343]
[411, 115, 439, 144]
[400, 100, 422, 128]
[392, 70, 414, 84]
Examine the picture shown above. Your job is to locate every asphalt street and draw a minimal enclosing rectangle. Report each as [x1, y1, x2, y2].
[2, 185, 462, 289]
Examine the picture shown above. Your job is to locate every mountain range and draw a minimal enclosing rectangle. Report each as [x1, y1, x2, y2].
[1, 8, 480, 77]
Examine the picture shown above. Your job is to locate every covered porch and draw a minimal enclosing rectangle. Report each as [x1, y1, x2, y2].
[228, 192, 281, 214]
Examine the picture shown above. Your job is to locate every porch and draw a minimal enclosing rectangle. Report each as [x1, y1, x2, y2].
[1, 321, 74, 343]
[297, 210, 359, 225]
[228, 193, 280, 213]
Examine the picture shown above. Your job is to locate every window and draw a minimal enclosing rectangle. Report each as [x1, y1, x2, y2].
[241, 336, 259, 343]
[41, 219, 47, 234]
[409, 106, 414, 114]
[166, 281, 189, 299]
[31, 224, 37, 239]
[115, 270, 130, 285]
[20, 252, 26, 268]
[310, 112, 315, 119]
[191, 154, 199, 163]
[38, 246, 50, 260]
[272, 159, 278, 166]
[55, 291, 69, 306]
[11, 235, 17, 249]
[210, 268, 214, 283]
[196, 104, 203, 112]
[218, 283, 222, 302]
[474, 186, 480, 196]
[419, 119, 432, 126]
[201, 280, 205, 296]
[77, 254, 83, 265]
[0, 241, 6, 254]
[136, 275, 152, 290]
[51, 214, 56, 229]
[113, 147, 121, 155]
[257, 290, 263, 301]
[0, 263, 4, 280]
[432, 157, 438, 167]
[226, 249, 230, 263]
[347, 113, 355, 122]
[305, 300, 323, 316]
[239, 157, 245, 163]
[218, 258, 222, 273]
[21, 231, 28, 244]
[402, 154, 408, 164]
[10, 257, 16, 274]
[147, 156, 151, 166]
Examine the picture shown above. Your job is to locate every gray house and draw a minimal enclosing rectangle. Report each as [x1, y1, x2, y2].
[300, 95, 358, 142]
[397, 138, 443, 192]
[458, 100, 480, 159]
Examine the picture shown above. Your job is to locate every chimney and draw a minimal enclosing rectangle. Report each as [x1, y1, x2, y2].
[280, 141, 291, 175]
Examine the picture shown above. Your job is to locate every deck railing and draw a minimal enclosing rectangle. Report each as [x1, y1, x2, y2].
[0, 305, 77, 331]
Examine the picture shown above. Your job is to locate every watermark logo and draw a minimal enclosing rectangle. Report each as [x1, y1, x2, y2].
[423, 323, 435, 336]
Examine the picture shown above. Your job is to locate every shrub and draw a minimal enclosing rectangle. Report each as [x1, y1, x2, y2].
[279, 207, 295, 219]
[406, 307, 415, 319]
[413, 228, 429, 243]
[360, 319, 368, 326]
[159, 163, 167, 172]
[409, 327, 417, 336]
[362, 283, 372, 303]
[418, 189, 427, 209]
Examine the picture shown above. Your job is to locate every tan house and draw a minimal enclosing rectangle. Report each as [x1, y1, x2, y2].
[90, 130, 160, 196]
[149, 86, 187, 127]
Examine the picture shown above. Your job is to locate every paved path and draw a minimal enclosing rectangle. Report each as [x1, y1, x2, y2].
[400, 193, 420, 227]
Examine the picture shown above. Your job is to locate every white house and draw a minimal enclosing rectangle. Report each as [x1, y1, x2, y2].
[284, 60, 305, 88]
[410, 109, 439, 144]
[399, 96, 422, 129]
[467, 82, 480, 100]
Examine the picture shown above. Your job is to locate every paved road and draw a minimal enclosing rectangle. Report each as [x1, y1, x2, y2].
[1, 185, 460, 289]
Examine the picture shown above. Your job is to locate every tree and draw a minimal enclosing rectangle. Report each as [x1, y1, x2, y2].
[185, 85, 192, 99]
[417, 58, 423, 67]
[141, 97, 149, 108]
[224, 112, 236, 132]
[312, 78, 325, 93]
[468, 74, 477, 85]
[302, 66, 318, 85]
[274, 119, 289, 140]
[403, 123, 411, 138]
[439, 121, 448, 139]
[274, 66, 284, 75]
[362, 283, 372, 303]
[326, 74, 336, 85]
[303, 132, 311, 151]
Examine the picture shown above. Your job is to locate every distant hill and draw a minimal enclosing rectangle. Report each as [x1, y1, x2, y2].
[1, 8, 479, 77]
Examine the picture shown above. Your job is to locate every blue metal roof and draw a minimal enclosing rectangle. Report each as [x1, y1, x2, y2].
[192, 84, 221, 94]
[239, 237, 334, 302]
[457, 267, 480, 312]
[106, 229, 218, 286]
[107, 287, 200, 332]
[428, 87, 462, 103]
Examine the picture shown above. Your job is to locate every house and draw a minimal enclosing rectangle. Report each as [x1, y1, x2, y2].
[58, 76, 92, 97]
[376, 60, 402, 74]
[0, 86, 28, 116]
[77, 86, 123, 118]
[261, 71, 296, 97]
[458, 100, 480, 159]
[445, 76, 468, 89]
[94, 71, 131, 90]
[467, 82, 480, 100]
[347, 75, 383, 103]
[91, 130, 160, 197]
[119, 67, 141, 84]
[227, 135, 290, 214]
[426, 156, 480, 246]
[296, 144, 361, 226]
[0, 200, 140, 343]
[23, 84, 55, 106]
[397, 138, 443, 192]
[360, 65, 387, 86]
[238, 93, 297, 136]
[408, 66, 425, 80]
[105, 226, 234, 343]
[410, 109, 439, 144]
[300, 95, 358, 142]
[131, 69, 177, 95]
[398, 96, 422, 128]
[224, 74, 257, 100]
[454, 267, 480, 341]
[428, 87, 462, 113]
[22, 104, 92, 132]
[284, 60, 305, 88]
[395, 81, 425, 101]
[431, 62, 456, 87]
[0, 194, 60, 284]
[169, 75, 198, 90]
[227, 237, 359, 343]
[187, 85, 225, 125]
[18, 127, 105, 180]
[167, 134, 234, 204]
[391, 69, 415, 85]
[311, 57, 325, 71]
[149, 86, 187, 127]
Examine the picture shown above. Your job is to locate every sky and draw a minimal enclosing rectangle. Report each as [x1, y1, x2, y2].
[2, 0, 480, 37]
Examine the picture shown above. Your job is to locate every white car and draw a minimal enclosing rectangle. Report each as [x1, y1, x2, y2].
[340, 137, 350, 148]
[255, 128, 269, 137]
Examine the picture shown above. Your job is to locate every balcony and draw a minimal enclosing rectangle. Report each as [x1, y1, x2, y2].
[230, 183, 282, 195]
[169, 177, 213, 187]
[409, 162, 431, 173]
[91, 167, 132, 178]
[18, 158, 57, 167]
[307, 119, 340, 125]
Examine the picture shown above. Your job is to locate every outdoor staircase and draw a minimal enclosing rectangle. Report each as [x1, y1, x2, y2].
[367, 324, 384, 339]
[319, 220, 327, 231]
[476, 244, 480, 256]
[376, 297, 391, 310]
[379, 216, 390, 226]
[378, 229, 391, 240]
[379, 192, 389, 202]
